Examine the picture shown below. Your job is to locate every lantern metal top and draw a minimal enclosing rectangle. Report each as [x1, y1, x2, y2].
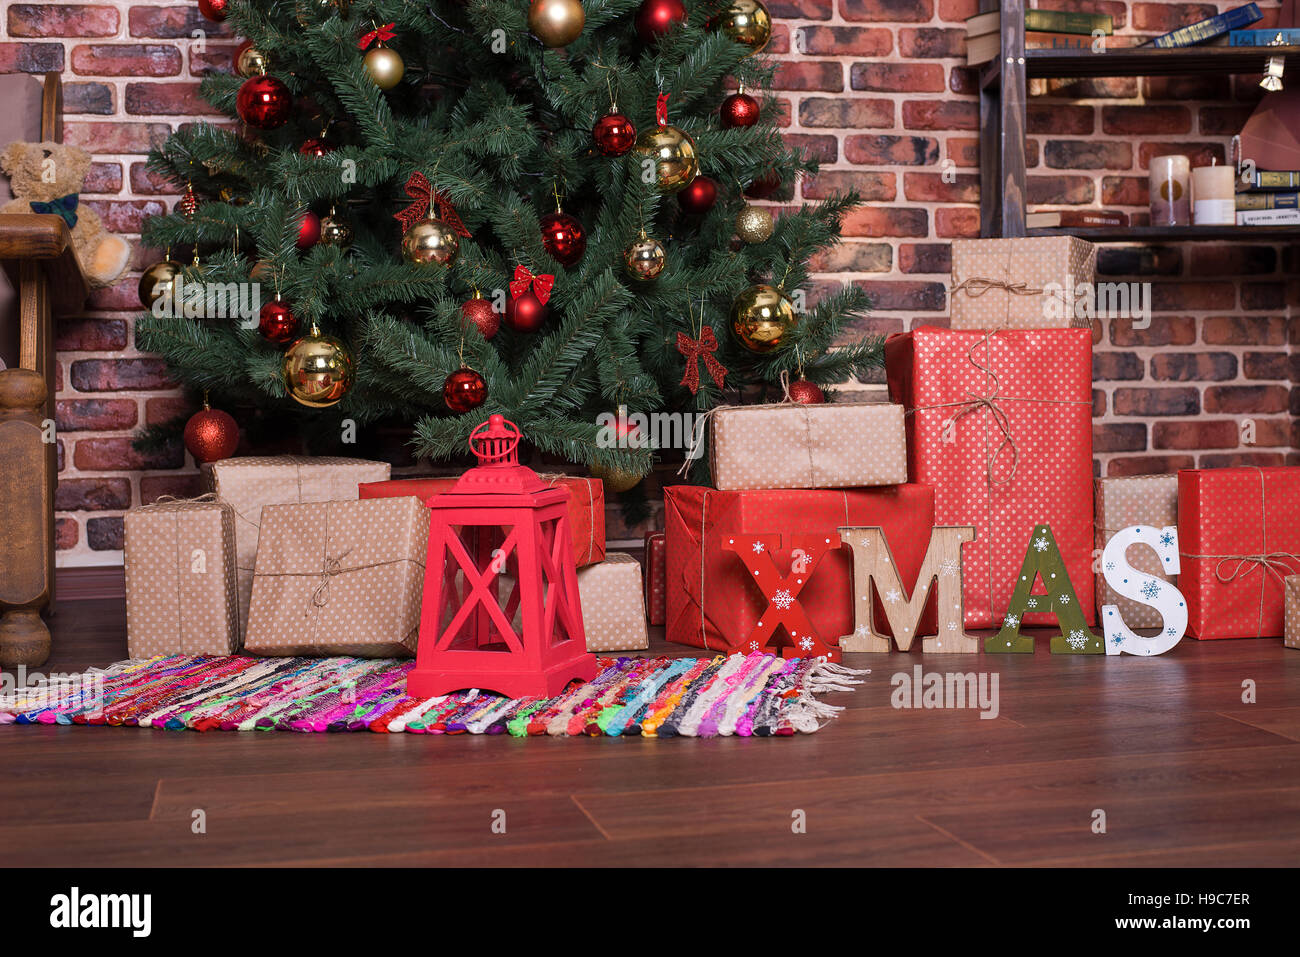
[431, 414, 566, 504]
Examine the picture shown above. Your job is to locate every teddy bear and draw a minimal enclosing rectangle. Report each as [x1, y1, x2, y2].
[0, 141, 131, 288]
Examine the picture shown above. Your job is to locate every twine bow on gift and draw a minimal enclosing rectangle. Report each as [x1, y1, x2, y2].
[310, 547, 354, 608]
[510, 264, 554, 304]
[676, 326, 727, 394]
[394, 171, 471, 236]
[949, 242, 1069, 328]
[357, 22, 396, 50]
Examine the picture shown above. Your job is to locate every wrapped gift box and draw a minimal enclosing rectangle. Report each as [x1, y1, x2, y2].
[1286, 577, 1300, 649]
[1095, 474, 1179, 629]
[709, 400, 906, 491]
[244, 496, 429, 657]
[124, 496, 239, 658]
[359, 473, 604, 567]
[644, 531, 666, 626]
[950, 236, 1096, 330]
[664, 484, 936, 653]
[205, 456, 391, 638]
[886, 327, 1095, 628]
[1178, 467, 1300, 640]
[576, 553, 649, 652]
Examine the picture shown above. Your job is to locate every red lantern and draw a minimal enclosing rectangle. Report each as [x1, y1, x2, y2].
[678, 175, 717, 215]
[408, 415, 597, 699]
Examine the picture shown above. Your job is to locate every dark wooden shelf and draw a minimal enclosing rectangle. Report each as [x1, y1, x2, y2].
[1026, 223, 1298, 242]
[1026, 44, 1300, 78]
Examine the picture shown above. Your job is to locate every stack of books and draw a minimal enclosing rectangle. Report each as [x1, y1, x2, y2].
[1236, 170, 1300, 225]
[1140, 3, 1262, 47]
[965, 9, 1119, 66]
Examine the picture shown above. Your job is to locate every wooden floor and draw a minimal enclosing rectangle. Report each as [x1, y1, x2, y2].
[2, 597, 1298, 868]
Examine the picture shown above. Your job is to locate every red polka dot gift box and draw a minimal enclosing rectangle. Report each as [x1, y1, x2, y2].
[886, 327, 1095, 630]
[1178, 466, 1300, 640]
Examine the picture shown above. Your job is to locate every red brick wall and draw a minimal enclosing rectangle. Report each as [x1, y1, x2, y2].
[2, 0, 1295, 567]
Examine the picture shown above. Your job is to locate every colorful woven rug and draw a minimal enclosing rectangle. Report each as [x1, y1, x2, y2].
[0, 653, 868, 737]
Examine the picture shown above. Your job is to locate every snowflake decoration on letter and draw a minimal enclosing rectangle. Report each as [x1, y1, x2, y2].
[1159, 531, 1175, 547]
[884, 588, 902, 604]
[1058, 594, 1071, 606]
[1004, 614, 1020, 628]
[751, 541, 765, 554]
[1066, 629, 1089, 650]
[772, 588, 794, 610]
[799, 637, 814, 651]
[749, 640, 760, 651]
[1111, 634, 1125, 646]
[938, 557, 960, 577]
[1026, 597, 1039, 609]
[1033, 536, 1048, 552]
[1140, 580, 1160, 600]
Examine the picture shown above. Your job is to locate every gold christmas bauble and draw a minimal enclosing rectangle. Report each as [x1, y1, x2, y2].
[590, 462, 642, 493]
[529, 0, 586, 47]
[635, 125, 698, 194]
[401, 218, 460, 266]
[364, 44, 404, 90]
[283, 326, 355, 408]
[735, 204, 774, 243]
[138, 260, 183, 309]
[714, 0, 773, 54]
[319, 212, 353, 249]
[236, 45, 269, 78]
[624, 235, 666, 281]
[730, 283, 796, 353]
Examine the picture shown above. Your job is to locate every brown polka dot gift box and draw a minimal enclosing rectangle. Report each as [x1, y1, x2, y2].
[949, 236, 1096, 330]
[244, 496, 429, 657]
[575, 553, 649, 653]
[123, 496, 239, 658]
[886, 327, 1095, 630]
[709, 401, 906, 491]
[203, 456, 391, 640]
[1286, 577, 1300, 649]
[1094, 474, 1179, 630]
[1178, 466, 1300, 640]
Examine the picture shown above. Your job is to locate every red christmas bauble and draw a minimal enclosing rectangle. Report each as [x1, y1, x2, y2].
[461, 295, 499, 339]
[443, 368, 488, 413]
[299, 137, 333, 158]
[721, 91, 760, 128]
[787, 377, 825, 405]
[236, 74, 292, 129]
[258, 298, 299, 345]
[183, 406, 239, 463]
[678, 175, 717, 215]
[296, 211, 321, 249]
[505, 290, 548, 333]
[636, 0, 687, 42]
[198, 0, 229, 22]
[539, 211, 587, 266]
[592, 110, 637, 156]
[744, 170, 782, 199]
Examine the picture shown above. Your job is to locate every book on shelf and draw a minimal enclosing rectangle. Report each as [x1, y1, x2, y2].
[1229, 27, 1300, 46]
[1026, 209, 1130, 228]
[1236, 190, 1299, 210]
[1235, 208, 1300, 225]
[1141, 3, 1262, 48]
[1239, 169, 1300, 190]
[966, 28, 1136, 64]
[1024, 9, 1114, 35]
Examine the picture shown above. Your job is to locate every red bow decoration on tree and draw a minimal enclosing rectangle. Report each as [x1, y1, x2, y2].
[394, 171, 471, 236]
[358, 23, 396, 50]
[676, 326, 727, 394]
[656, 92, 670, 127]
[510, 265, 555, 305]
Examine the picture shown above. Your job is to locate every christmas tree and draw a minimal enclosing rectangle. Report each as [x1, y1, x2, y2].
[136, 0, 880, 485]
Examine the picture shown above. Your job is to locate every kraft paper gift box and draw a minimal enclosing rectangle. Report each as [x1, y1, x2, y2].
[664, 484, 936, 654]
[124, 496, 239, 658]
[204, 455, 391, 638]
[1178, 466, 1300, 640]
[576, 553, 650, 652]
[1286, 577, 1300, 649]
[644, 531, 666, 626]
[359, 473, 605, 567]
[950, 236, 1096, 330]
[709, 400, 906, 491]
[886, 326, 1095, 628]
[244, 496, 429, 657]
[1094, 474, 1179, 629]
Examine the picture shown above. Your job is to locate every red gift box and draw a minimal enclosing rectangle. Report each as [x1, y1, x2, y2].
[359, 474, 605, 567]
[886, 326, 1095, 628]
[644, 531, 666, 626]
[1178, 466, 1300, 639]
[664, 484, 936, 653]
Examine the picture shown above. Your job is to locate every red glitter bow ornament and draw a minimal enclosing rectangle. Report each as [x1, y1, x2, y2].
[394, 171, 471, 236]
[358, 22, 396, 50]
[510, 265, 555, 304]
[676, 326, 727, 394]
[656, 92, 670, 126]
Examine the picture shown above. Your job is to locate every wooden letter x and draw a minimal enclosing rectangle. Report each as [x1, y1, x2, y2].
[724, 534, 839, 662]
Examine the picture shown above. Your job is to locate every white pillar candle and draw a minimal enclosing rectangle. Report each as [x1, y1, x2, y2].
[1149, 155, 1191, 226]
[1192, 163, 1236, 225]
